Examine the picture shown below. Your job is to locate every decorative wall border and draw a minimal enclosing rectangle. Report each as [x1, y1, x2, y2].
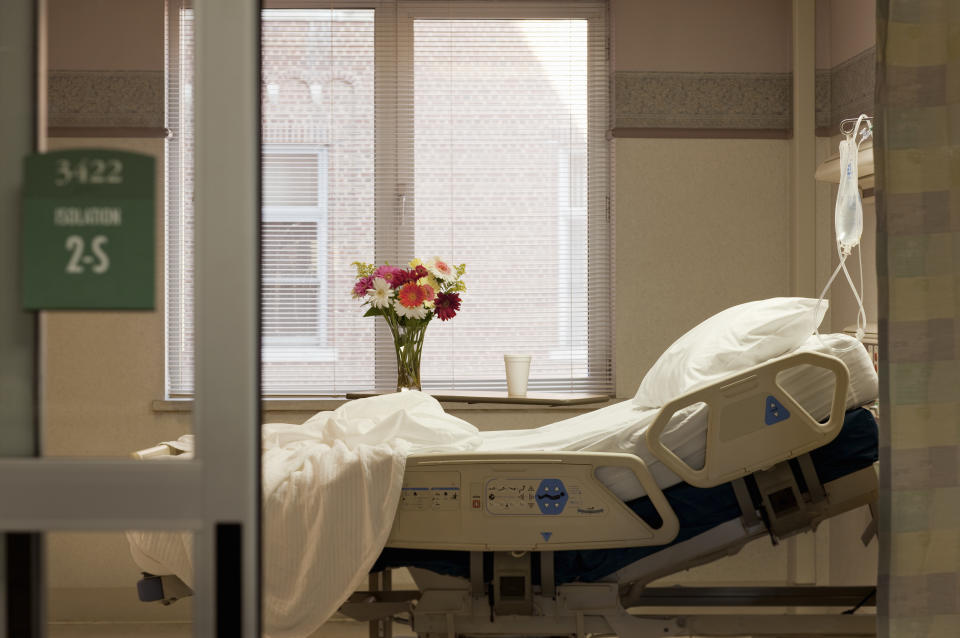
[50, 48, 875, 138]
[614, 46, 876, 138]
[614, 71, 794, 130]
[48, 70, 164, 130]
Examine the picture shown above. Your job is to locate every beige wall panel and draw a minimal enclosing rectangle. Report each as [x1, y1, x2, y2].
[614, 138, 792, 398]
[612, 0, 792, 73]
[48, 0, 163, 71]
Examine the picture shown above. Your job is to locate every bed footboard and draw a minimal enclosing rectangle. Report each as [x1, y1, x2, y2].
[645, 351, 850, 488]
[386, 451, 680, 551]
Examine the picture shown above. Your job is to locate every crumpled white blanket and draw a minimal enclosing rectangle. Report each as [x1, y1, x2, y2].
[126, 391, 481, 638]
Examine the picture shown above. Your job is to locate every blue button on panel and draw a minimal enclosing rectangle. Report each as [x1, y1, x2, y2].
[535, 478, 568, 515]
[765, 395, 791, 426]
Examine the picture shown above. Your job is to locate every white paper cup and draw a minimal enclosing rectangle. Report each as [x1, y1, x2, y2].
[504, 355, 532, 397]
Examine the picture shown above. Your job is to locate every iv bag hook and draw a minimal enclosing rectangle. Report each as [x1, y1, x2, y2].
[839, 115, 873, 143]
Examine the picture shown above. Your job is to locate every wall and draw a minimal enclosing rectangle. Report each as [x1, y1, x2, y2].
[42, 0, 877, 624]
[48, 0, 163, 71]
[614, 138, 791, 396]
[829, 0, 875, 66]
[613, 0, 792, 73]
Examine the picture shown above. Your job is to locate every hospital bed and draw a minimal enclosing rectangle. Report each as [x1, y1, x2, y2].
[133, 346, 880, 637]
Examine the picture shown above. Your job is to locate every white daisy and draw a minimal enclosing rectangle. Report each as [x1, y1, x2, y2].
[394, 299, 427, 320]
[368, 277, 392, 308]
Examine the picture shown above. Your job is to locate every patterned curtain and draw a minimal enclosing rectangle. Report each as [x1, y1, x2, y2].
[876, 1, 960, 635]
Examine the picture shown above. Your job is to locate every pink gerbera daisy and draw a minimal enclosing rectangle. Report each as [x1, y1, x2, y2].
[397, 283, 428, 308]
[374, 265, 405, 288]
[352, 276, 374, 298]
[427, 257, 455, 281]
[434, 292, 461, 320]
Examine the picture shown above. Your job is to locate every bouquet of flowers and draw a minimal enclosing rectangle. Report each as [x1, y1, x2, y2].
[352, 257, 465, 391]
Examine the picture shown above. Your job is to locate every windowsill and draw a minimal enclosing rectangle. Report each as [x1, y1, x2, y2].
[346, 390, 610, 407]
[153, 392, 616, 414]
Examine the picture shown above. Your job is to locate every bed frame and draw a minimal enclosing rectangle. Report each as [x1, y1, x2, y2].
[134, 351, 879, 637]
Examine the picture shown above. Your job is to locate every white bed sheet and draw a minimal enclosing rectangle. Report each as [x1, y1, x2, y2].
[477, 333, 878, 501]
[128, 392, 481, 638]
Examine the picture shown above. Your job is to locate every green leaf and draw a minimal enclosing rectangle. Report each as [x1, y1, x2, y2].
[363, 306, 384, 318]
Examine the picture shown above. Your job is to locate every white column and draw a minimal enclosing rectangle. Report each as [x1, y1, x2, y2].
[192, 0, 262, 635]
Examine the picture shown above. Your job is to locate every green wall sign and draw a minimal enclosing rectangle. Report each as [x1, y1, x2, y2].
[21, 149, 155, 310]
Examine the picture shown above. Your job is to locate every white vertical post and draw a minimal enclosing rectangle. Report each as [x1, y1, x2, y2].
[792, 0, 817, 297]
[192, 0, 261, 635]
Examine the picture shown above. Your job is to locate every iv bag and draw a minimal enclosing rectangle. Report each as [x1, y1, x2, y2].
[835, 138, 863, 253]
[816, 114, 871, 352]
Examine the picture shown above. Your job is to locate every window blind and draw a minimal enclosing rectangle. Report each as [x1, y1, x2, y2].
[166, 0, 611, 397]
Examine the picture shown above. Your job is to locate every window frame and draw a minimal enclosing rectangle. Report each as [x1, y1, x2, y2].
[166, 0, 612, 397]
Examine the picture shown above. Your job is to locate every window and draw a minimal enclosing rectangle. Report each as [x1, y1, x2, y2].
[262, 147, 331, 362]
[166, 1, 611, 397]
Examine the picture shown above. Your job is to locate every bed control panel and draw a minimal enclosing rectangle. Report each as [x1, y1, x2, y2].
[483, 478, 601, 516]
[398, 471, 460, 512]
[386, 452, 680, 551]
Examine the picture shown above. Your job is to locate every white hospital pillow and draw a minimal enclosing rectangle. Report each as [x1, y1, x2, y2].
[633, 297, 828, 408]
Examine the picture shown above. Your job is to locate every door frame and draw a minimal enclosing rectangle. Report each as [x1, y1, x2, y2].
[0, 1, 262, 636]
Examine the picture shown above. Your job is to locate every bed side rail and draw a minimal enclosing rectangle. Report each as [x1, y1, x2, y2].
[645, 351, 849, 488]
[386, 451, 680, 551]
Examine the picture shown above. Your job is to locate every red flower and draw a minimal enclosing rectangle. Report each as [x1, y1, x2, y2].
[389, 267, 425, 288]
[413, 264, 429, 279]
[397, 283, 429, 308]
[434, 292, 461, 321]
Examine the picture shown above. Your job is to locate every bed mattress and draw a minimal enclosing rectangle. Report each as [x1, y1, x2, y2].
[372, 406, 879, 583]
[476, 333, 877, 501]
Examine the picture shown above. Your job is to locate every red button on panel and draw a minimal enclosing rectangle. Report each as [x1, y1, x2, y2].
[472, 498, 481, 509]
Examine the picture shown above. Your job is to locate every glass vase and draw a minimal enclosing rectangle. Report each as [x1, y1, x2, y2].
[387, 318, 428, 392]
